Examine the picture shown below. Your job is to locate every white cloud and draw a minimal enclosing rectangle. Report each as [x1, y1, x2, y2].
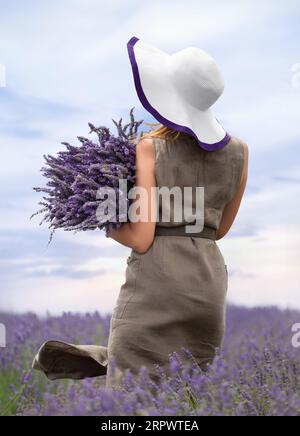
[218, 178, 300, 309]
[225, 89, 300, 152]
[19, 255, 126, 276]
[2, 176, 300, 314]
[1, 0, 300, 314]
[0, 0, 272, 107]
[1, 271, 125, 315]
[56, 228, 119, 249]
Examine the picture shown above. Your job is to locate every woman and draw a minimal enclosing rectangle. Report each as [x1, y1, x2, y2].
[32, 37, 248, 389]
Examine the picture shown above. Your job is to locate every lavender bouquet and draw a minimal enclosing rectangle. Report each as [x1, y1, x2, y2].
[30, 107, 144, 244]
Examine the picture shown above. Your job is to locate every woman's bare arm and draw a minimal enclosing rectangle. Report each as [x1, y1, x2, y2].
[216, 142, 249, 240]
[105, 138, 157, 253]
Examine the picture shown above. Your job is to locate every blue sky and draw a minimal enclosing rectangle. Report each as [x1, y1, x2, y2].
[0, 0, 300, 314]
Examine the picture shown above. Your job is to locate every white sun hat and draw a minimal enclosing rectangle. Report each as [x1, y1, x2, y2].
[127, 36, 231, 151]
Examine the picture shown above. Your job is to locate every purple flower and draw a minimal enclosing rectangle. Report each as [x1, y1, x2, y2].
[30, 108, 144, 244]
[2, 305, 300, 416]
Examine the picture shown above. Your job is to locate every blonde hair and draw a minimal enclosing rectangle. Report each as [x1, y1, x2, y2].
[139, 121, 182, 141]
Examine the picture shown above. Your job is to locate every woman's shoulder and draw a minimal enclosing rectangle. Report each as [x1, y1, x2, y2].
[229, 135, 248, 151]
[135, 136, 157, 165]
[227, 135, 249, 163]
[228, 135, 249, 179]
[136, 136, 155, 154]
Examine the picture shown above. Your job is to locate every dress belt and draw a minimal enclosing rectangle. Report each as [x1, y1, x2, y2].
[154, 224, 217, 240]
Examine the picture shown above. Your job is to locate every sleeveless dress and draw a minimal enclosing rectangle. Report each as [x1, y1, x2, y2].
[32, 133, 245, 389]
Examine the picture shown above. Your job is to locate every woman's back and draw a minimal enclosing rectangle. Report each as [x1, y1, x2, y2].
[153, 132, 245, 231]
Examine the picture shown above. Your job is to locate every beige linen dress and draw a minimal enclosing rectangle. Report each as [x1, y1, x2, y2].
[32, 133, 245, 389]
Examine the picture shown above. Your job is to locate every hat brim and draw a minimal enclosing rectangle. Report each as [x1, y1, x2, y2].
[127, 36, 230, 151]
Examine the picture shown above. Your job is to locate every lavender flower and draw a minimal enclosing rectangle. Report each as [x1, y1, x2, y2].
[30, 108, 144, 244]
[2, 306, 300, 416]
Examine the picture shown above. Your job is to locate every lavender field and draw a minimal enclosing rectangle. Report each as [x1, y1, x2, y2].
[0, 305, 300, 416]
